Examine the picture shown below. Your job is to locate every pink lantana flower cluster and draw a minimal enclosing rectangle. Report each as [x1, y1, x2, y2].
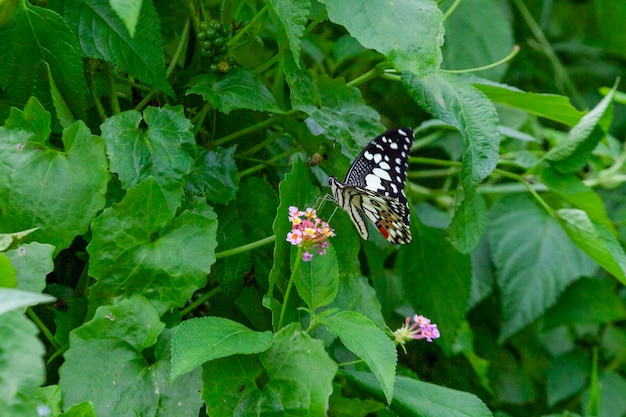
[286, 206, 335, 262]
[393, 314, 440, 351]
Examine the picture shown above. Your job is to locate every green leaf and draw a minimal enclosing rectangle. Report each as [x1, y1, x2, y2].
[556, 208, 626, 285]
[320, 0, 444, 74]
[346, 372, 493, 417]
[0, 98, 109, 253]
[0, 288, 55, 315]
[317, 311, 397, 404]
[109, 0, 142, 37]
[402, 72, 500, 252]
[0, 253, 15, 288]
[0, 228, 38, 251]
[546, 349, 590, 407]
[188, 67, 282, 114]
[442, 0, 514, 81]
[294, 244, 339, 311]
[260, 323, 337, 416]
[4, 242, 54, 292]
[59, 297, 202, 417]
[0, 3, 88, 122]
[546, 81, 617, 173]
[448, 189, 488, 253]
[100, 105, 195, 213]
[545, 278, 626, 330]
[473, 82, 585, 126]
[283, 59, 385, 155]
[185, 146, 240, 204]
[396, 218, 471, 354]
[87, 178, 218, 313]
[266, 0, 310, 68]
[266, 160, 319, 329]
[170, 316, 273, 381]
[0, 311, 47, 417]
[488, 195, 597, 340]
[62, 0, 174, 96]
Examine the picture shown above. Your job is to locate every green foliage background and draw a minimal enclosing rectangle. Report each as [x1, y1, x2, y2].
[1, 0, 626, 416]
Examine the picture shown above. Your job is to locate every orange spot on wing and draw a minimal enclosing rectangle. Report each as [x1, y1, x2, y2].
[377, 223, 390, 239]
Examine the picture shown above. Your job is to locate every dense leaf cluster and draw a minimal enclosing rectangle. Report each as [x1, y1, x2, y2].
[1, 0, 626, 417]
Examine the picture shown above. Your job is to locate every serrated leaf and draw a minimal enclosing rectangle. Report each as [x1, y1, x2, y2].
[5, 242, 54, 293]
[0, 98, 109, 253]
[109, 0, 142, 37]
[488, 195, 597, 341]
[0, 311, 47, 416]
[266, 160, 319, 329]
[396, 218, 471, 354]
[260, 323, 337, 416]
[87, 178, 218, 313]
[442, 0, 513, 81]
[62, 0, 174, 96]
[185, 146, 240, 204]
[188, 67, 282, 114]
[267, 0, 310, 68]
[59, 297, 201, 417]
[320, 0, 444, 74]
[402, 72, 499, 253]
[170, 316, 273, 381]
[294, 244, 339, 311]
[556, 208, 626, 285]
[317, 311, 397, 404]
[346, 372, 493, 417]
[100, 105, 195, 213]
[283, 58, 384, 155]
[0, 288, 55, 315]
[0, 3, 87, 122]
[473, 82, 585, 126]
[546, 82, 617, 173]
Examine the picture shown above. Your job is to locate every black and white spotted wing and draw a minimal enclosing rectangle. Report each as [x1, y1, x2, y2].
[328, 128, 413, 245]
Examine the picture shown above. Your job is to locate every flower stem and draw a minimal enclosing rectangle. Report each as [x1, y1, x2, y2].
[215, 235, 275, 259]
[278, 246, 302, 330]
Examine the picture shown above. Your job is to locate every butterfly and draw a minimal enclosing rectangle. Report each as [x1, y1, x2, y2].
[328, 128, 413, 245]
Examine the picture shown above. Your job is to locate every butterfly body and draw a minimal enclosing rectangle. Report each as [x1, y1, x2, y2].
[328, 128, 413, 245]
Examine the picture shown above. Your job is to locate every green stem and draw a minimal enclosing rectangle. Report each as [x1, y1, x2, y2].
[346, 62, 390, 88]
[278, 246, 302, 330]
[228, 5, 268, 48]
[215, 235, 276, 259]
[179, 285, 222, 317]
[442, 45, 520, 74]
[337, 358, 365, 367]
[441, 0, 462, 21]
[27, 308, 62, 351]
[213, 117, 278, 146]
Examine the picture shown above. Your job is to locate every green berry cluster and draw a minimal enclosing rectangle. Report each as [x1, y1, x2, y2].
[198, 20, 236, 73]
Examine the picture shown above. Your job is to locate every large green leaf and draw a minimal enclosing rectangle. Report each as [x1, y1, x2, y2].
[58, 297, 202, 417]
[396, 218, 471, 354]
[170, 316, 273, 381]
[87, 178, 218, 313]
[61, 0, 173, 96]
[0, 98, 109, 253]
[0, 311, 47, 417]
[346, 372, 492, 417]
[402, 72, 499, 253]
[188, 67, 282, 114]
[100, 105, 195, 213]
[320, 0, 444, 75]
[0, 3, 87, 122]
[318, 311, 397, 404]
[488, 194, 597, 340]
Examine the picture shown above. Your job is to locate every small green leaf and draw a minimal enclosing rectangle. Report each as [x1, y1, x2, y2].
[489, 195, 597, 340]
[62, 0, 174, 96]
[0, 311, 47, 416]
[88, 178, 218, 312]
[294, 244, 339, 311]
[188, 67, 282, 114]
[266, 0, 310, 68]
[186, 146, 240, 204]
[0, 98, 109, 253]
[556, 208, 626, 285]
[317, 311, 397, 404]
[170, 316, 273, 381]
[473, 82, 585, 126]
[546, 81, 617, 173]
[448, 189, 488, 254]
[0, 254, 15, 288]
[101, 105, 195, 213]
[346, 372, 493, 417]
[0, 288, 55, 315]
[320, 0, 444, 74]
[396, 218, 471, 354]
